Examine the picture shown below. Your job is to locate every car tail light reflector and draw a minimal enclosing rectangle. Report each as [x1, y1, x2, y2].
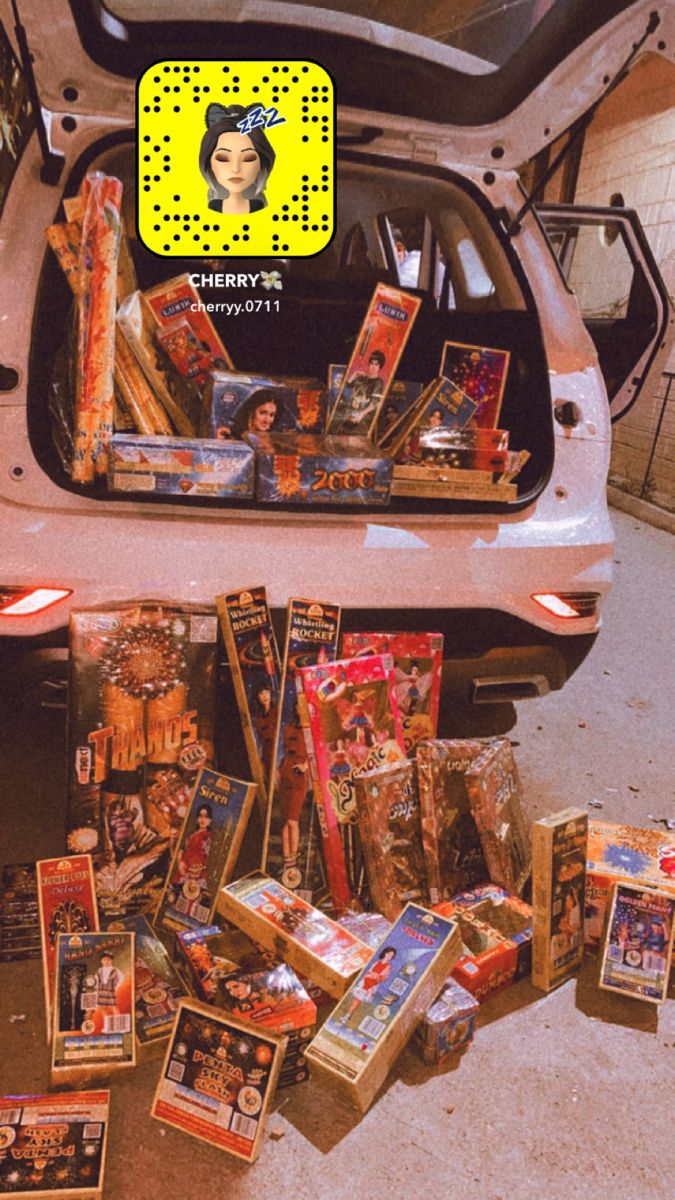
[531, 592, 600, 619]
[0, 587, 72, 617]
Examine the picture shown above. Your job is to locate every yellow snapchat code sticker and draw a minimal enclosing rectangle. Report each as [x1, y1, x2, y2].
[137, 60, 335, 258]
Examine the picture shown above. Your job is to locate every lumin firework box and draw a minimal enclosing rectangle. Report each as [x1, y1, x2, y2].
[103, 914, 187, 1060]
[202, 372, 327, 440]
[0, 1089, 109, 1199]
[531, 808, 587, 992]
[341, 632, 443, 752]
[584, 820, 675, 951]
[143, 274, 234, 384]
[37, 857, 99, 1037]
[416, 740, 490, 905]
[107, 434, 255, 499]
[245, 432, 393, 506]
[51, 932, 135, 1088]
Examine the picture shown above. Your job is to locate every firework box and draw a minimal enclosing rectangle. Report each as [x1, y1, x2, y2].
[0, 864, 40, 963]
[465, 739, 531, 896]
[386, 377, 478, 461]
[116, 291, 202, 436]
[531, 808, 588, 993]
[151, 997, 287, 1162]
[143, 275, 233, 380]
[176, 924, 270, 1003]
[416, 739, 490, 905]
[435, 885, 533, 1000]
[390, 472, 518, 502]
[262, 598, 341, 900]
[36, 857, 99, 1038]
[51, 932, 135, 1088]
[354, 761, 427, 920]
[327, 366, 424, 447]
[295, 653, 407, 908]
[202, 372, 327, 440]
[414, 976, 479, 1065]
[439, 341, 511, 429]
[216, 587, 282, 814]
[0, 1090, 109, 1199]
[67, 601, 218, 921]
[244, 432, 393, 506]
[216, 872, 372, 999]
[585, 820, 675, 950]
[107, 434, 255, 499]
[102, 914, 187, 1061]
[598, 881, 675, 1004]
[305, 903, 462, 1112]
[341, 632, 443, 752]
[337, 911, 392, 949]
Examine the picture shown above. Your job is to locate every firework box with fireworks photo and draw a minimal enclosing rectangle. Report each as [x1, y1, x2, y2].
[464, 739, 531, 897]
[107, 434, 255, 499]
[0, 863, 41, 964]
[0, 1089, 109, 1198]
[305, 903, 462, 1113]
[531, 808, 588, 993]
[413, 975, 480, 1065]
[155, 767, 257, 935]
[353, 760, 427, 921]
[438, 341, 511, 429]
[201, 372, 327, 440]
[416, 740, 490, 906]
[151, 996, 287, 1162]
[341, 632, 443, 753]
[244, 432, 393, 506]
[36, 856, 99, 1040]
[51, 932, 135, 1088]
[584, 820, 675, 952]
[66, 602, 218, 921]
[434, 885, 533, 1001]
[599, 881, 675, 1004]
[101, 913, 187, 1062]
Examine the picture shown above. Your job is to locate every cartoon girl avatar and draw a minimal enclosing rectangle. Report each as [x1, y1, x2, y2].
[199, 103, 275, 216]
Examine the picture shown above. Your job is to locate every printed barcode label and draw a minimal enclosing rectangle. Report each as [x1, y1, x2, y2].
[176, 895, 190, 914]
[642, 952, 665, 972]
[103, 1014, 131, 1034]
[358, 1015, 385, 1040]
[230, 1112, 258, 1141]
[190, 615, 218, 643]
[168, 1059, 185, 1083]
[0, 1108, 21, 1124]
[192, 903, 210, 923]
[81, 992, 98, 1009]
[389, 977, 408, 996]
[147, 1003, 169, 1019]
[607, 945, 624, 963]
[83, 1123, 102, 1140]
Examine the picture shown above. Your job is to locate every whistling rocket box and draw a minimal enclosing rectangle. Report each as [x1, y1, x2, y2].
[103, 914, 187, 1060]
[354, 761, 427, 921]
[36, 857, 99, 1037]
[465, 739, 531, 896]
[598, 881, 675, 1004]
[435, 885, 533, 1001]
[107, 434, 255, 499]
[245, 432, 393, 506]
[416, 739, 490, 905]
[151, 997, 287, 1162]
[0, 1089, 109, 1199]
[143, 273, 234, 383]
[341, 632, 443, 752]
[202, 372, 327, 439]
[217, 873, 372, 1000]
[66, 601, 218, 920]
[531, 808, 588, 992]
[414, 976, 479, 1065]
[584, 820, 675, 951]
[305, 903, 462, 1113]
[51, 932, 135, 1087]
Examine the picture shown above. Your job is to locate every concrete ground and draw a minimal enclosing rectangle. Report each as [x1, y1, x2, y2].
[1, 506, 674, 1199]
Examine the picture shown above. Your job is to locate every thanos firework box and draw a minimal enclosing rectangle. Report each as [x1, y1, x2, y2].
[354, 761, 427, 921]
[305, 904, 462, 1113]
[202, 372, 327, 440]
[102, 914, 187, 1060]
[435, 885, 533, 1001]
[151, 997, 287, 1162]
[51, 932, 135, 1088]
[36, 857, 99, 1038]
[341, 632, 443, 752]
[584, 820, 675, 951]
[0, 1089, 109, 1198]
[245, 432, 393, 506]
[416, 740, 490, 906]
[599, 881, 675, 1004]
[531, 808, 587, 993]
[0, 864, 40, 964]
[107, 435, 255, 499]
[414, 976, 479, 1065]
[465, 740, 531, 896]
[66, 601, 218, 920]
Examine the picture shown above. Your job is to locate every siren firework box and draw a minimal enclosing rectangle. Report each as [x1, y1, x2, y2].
[414, 976, 479, 1065]
[107, 434, 255, 499]
[439, 341, 511, 429]
[305, 903, 462, 1112]
[151, 997, 286, 1162]
[531, 808, 588, 992]
[599, 882, 675, 1004]
[51, 932, 135, 1087]
[102, 914, 187, 1061]
[246, 432, 393, 506]
[156, 767, 256, 935]
[36, 857, 99, 1037]
[0, 1089, 109, 1199]
[584, 820, 675, 951]
[341, 632, 443, 752]
[217, 873, 372, 999]
[435, 885, 533, 1001]
[354, 761, 427, 920]
[263, 598, 341, 900]
[216, 587, 282, 814]
[416, 740, 490, 905]
[202, 372, 327, 440]
[465, 739, 531, 896]
[66, 601, 218, 921]
[0, 863, 40, 963]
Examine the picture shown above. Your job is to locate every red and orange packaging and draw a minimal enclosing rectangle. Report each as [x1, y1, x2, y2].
[37, 855, 99, 1036]
[435, 884, 533, 1001]
[341, 632, 443, 752]
[143, 273, 234, 386]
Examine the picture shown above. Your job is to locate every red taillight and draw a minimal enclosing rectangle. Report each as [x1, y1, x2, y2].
[532, 592, 600, 619]
[0, 587, 72, 617]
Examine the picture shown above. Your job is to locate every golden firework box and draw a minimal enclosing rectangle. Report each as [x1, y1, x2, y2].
[353, 761, 427, 921]
[531, 808, 588, 992]
[391, 469, 517, 502]
[151, 997, 287, 1162]
[599, 881, 675, 1004]
[37, 856, 99, 1039]
[107, 434, 255, 499]
[464, 739, 531, 896]
[0, 1089, 109, 1199]
[103, 914, 187, 1061]
[51, 932, 135, 1089]
[305, 903, 462, 1112]
[416, 739, 490, 905]
[585, 820, 675, 951]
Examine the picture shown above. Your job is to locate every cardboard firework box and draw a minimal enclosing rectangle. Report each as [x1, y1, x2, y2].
[51, 931, 135, 1088]
[36, 857, 99, 1037]
[156, 767, 256, 935]
[305, 903, 462, 1112]
[598, 881, 675, 1004]
[262, 598, 341, 899]
[327, 283, 422, 437]
[341, 632, 443, 752]
[66, 601, 219, 920]
[216, 587, 282, 814]
[386, 377, 478, 461]
[439, 341, 511, 429]
[414, 976, 479, 1065]
[415, 739, 490, 906]
[245, 433, 393, 506]
[176, 924, 272, 1003]
[326, 366, 424, 446]
[1, 863, 40, 963]
[0, 1090, 109, 1199]
[216, 872, 372, 1000]
[435, 885, 533, 1000]
[295, 653, 407, 909]
[390, 473, 518, 503]
[202, 372, 327, 440]
[116, 291, 203, 436]
[102, 914, 187, 1061]
[107, 434, 255, 499]
[531, 807, 588, 993]
[354, 760, 428, 921]
[143, 273, 234, 384]
[584, 820, 675, 951]
[151, 997, 287, 1162]
[464, 739, 531, 896]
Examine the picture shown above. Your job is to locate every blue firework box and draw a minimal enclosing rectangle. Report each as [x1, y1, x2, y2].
[202, 372, 328, 440]
[108, 434, 255, 499]
[245, 432, 393, 506]
[414, 976, 479, 1064]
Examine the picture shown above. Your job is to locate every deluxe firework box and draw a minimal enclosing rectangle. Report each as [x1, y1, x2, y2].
[103, 914, 187, 1061]
[66, 601, 218, 920]
[107, 434, 255, 499]
[0, 863, 40, 963]
[598, 881, 675, 1004]
[216, 587, 282, 814]
[435, 885, 533, 1000]
[585, 820, 675, 950]
[465, 739, 531, 896]
[246, 432, 393, 506]
[216, 873, 372, 999]
[0, 1090, 109, 1199]
[439, 341, 511, 429]
[386, 377, 478, 461]
[305, 903, 462, 1112]
[341, 632, 443, 751]
[156, 767, 256, 935]
[327, 284, 422, 438]
[263, 598, 341, 900]
[143, 274, 234, 385]
[531, 808, 588, 992]
[151, 997, 287, 1162]
[414, 976, 479, 1065]
[295, 653, 407, 908]
[51, 932, 135, 1087]
[37, 857, 99, 1037]
[116, 291, 202, 436]
[354, 761, 427, 920]
[416, 739, 490, 905]
[202, 372, 327, 440]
